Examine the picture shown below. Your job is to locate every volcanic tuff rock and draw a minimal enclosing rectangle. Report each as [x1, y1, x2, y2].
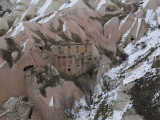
[0, 0, 160, 120]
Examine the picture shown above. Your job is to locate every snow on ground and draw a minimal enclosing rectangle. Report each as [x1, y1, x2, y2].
[156, 7, 160, 24]
[119, 14, 130, 29]
[106, 6, 160, 84]
[142, 0, 150, 8]
[30, 0, 39, 5]
[96, 0, 107, 11]
[63, 21, 66, 32]
[136, 18, 142, 38]
[11, 22, 24, 37]
[104, 18, 114, 27]
[120, 18, 137, 44]
[20, 7, 31, 22]
[21, 39, 29, 52]
[76, 2, 160, 120]
[76, 88, 118, 120]
[49, 96, 54, 107]
[152, 91, 160, 102]
[0, 62, 6, 69]
[118, 0, 126, 3]
[112, 102, 132, 120]
[145, 9, 156, 27]
[38, 0, 78, 23]
[16, 0, 23, 3]
[38, 0, 52, 16]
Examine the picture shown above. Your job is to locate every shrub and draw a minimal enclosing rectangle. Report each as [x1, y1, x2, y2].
[94, 101, 113, 120]
[0, 49, 12, 67]
[71, 33, 82, 43]
[0, 37, 22, 68]
[103, 49, 120, 65]
[21, 96, 29, 102]
[40, 76, 60, 97]
[25, 15, 32, 21]
[130, 71, 160, 120]
[83, 0, 94, 10]
[0, 29, 7, 36]
[58, 32, 70, 42]
[152, 59, 160, 68]
[8, 21, 14, 28]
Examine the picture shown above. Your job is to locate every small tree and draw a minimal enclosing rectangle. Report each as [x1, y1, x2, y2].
[81, 66, 97, 110]
[60, 95, 75, 120]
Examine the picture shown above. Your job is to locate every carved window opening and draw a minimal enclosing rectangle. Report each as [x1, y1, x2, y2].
[77, 65, 80, 69]
[76, 46, 79, 52]
[85, 45, 87, 52]
[131, 37, 134, 41]
[89, 55, 92, 60]
[24, 65, 34, 71]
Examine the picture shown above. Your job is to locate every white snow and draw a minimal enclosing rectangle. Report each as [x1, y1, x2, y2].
[38, 12, 57, 23]
[112, 102, 132, 120]
[11, 22, 24, 37]
[30, 0, 39, 5]
[120, 18, 137, 44]
[156, 7, 160, 24]
[0, 109, 9, 117]
[63, 21, 66, 32]
[123, 61, 152, 85]
[0, 62, 6, 68]
[136, 18, 142, 38]
[145, 9, 156, 27]
[96, 0, 107, 11]
[38, 0, 78, 23]
[104, 18, 113, 27]
[142, 0, 149, 8]
[20, 7, 31, 22]
[38, 0, 52, 16]
[152, 91, 160, 102]
[21, 39, 29, 52]
[49, 96, 54, 107]
[16, 0, 22, 3]
[119, 14, 130, 29]
[118, 0, 126, 3]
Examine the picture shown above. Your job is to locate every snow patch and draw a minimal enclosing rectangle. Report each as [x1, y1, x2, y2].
[118, 0, 126, 3]
[104, 18, 113, 27]
[142, 0, 149, 8]
[38, 0, 52, 16]
[145, 9, 156, 27]
[16, 0, 22, 3]
[21, 7, 31, 22]
[49, 96, 54, 107]
[21, 39, 29, 52]
[136, 18, 142, 38]
[11, 23, 24, 37]
[120, 18, 137, 44]
[119, 14, 130, 29]
[30, 0, 39, 5]
[96, 0, 107, 11]
[112, 102, 132, 120]
[38, 0, 78, 23]
[0, 62, 6, 68]
[156, 7, 160, 24]
[63, 21, 67, 32]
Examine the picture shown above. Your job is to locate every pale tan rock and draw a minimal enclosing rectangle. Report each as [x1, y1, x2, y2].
[0, 19, 9, 30]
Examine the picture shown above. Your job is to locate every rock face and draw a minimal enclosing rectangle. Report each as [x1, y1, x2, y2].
[0, 0, 159, 120]
[0, 97, 33, 120]
[52, 42, 99, 75]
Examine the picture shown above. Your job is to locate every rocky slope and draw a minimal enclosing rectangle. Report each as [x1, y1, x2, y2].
[0, 0, 160, 120]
